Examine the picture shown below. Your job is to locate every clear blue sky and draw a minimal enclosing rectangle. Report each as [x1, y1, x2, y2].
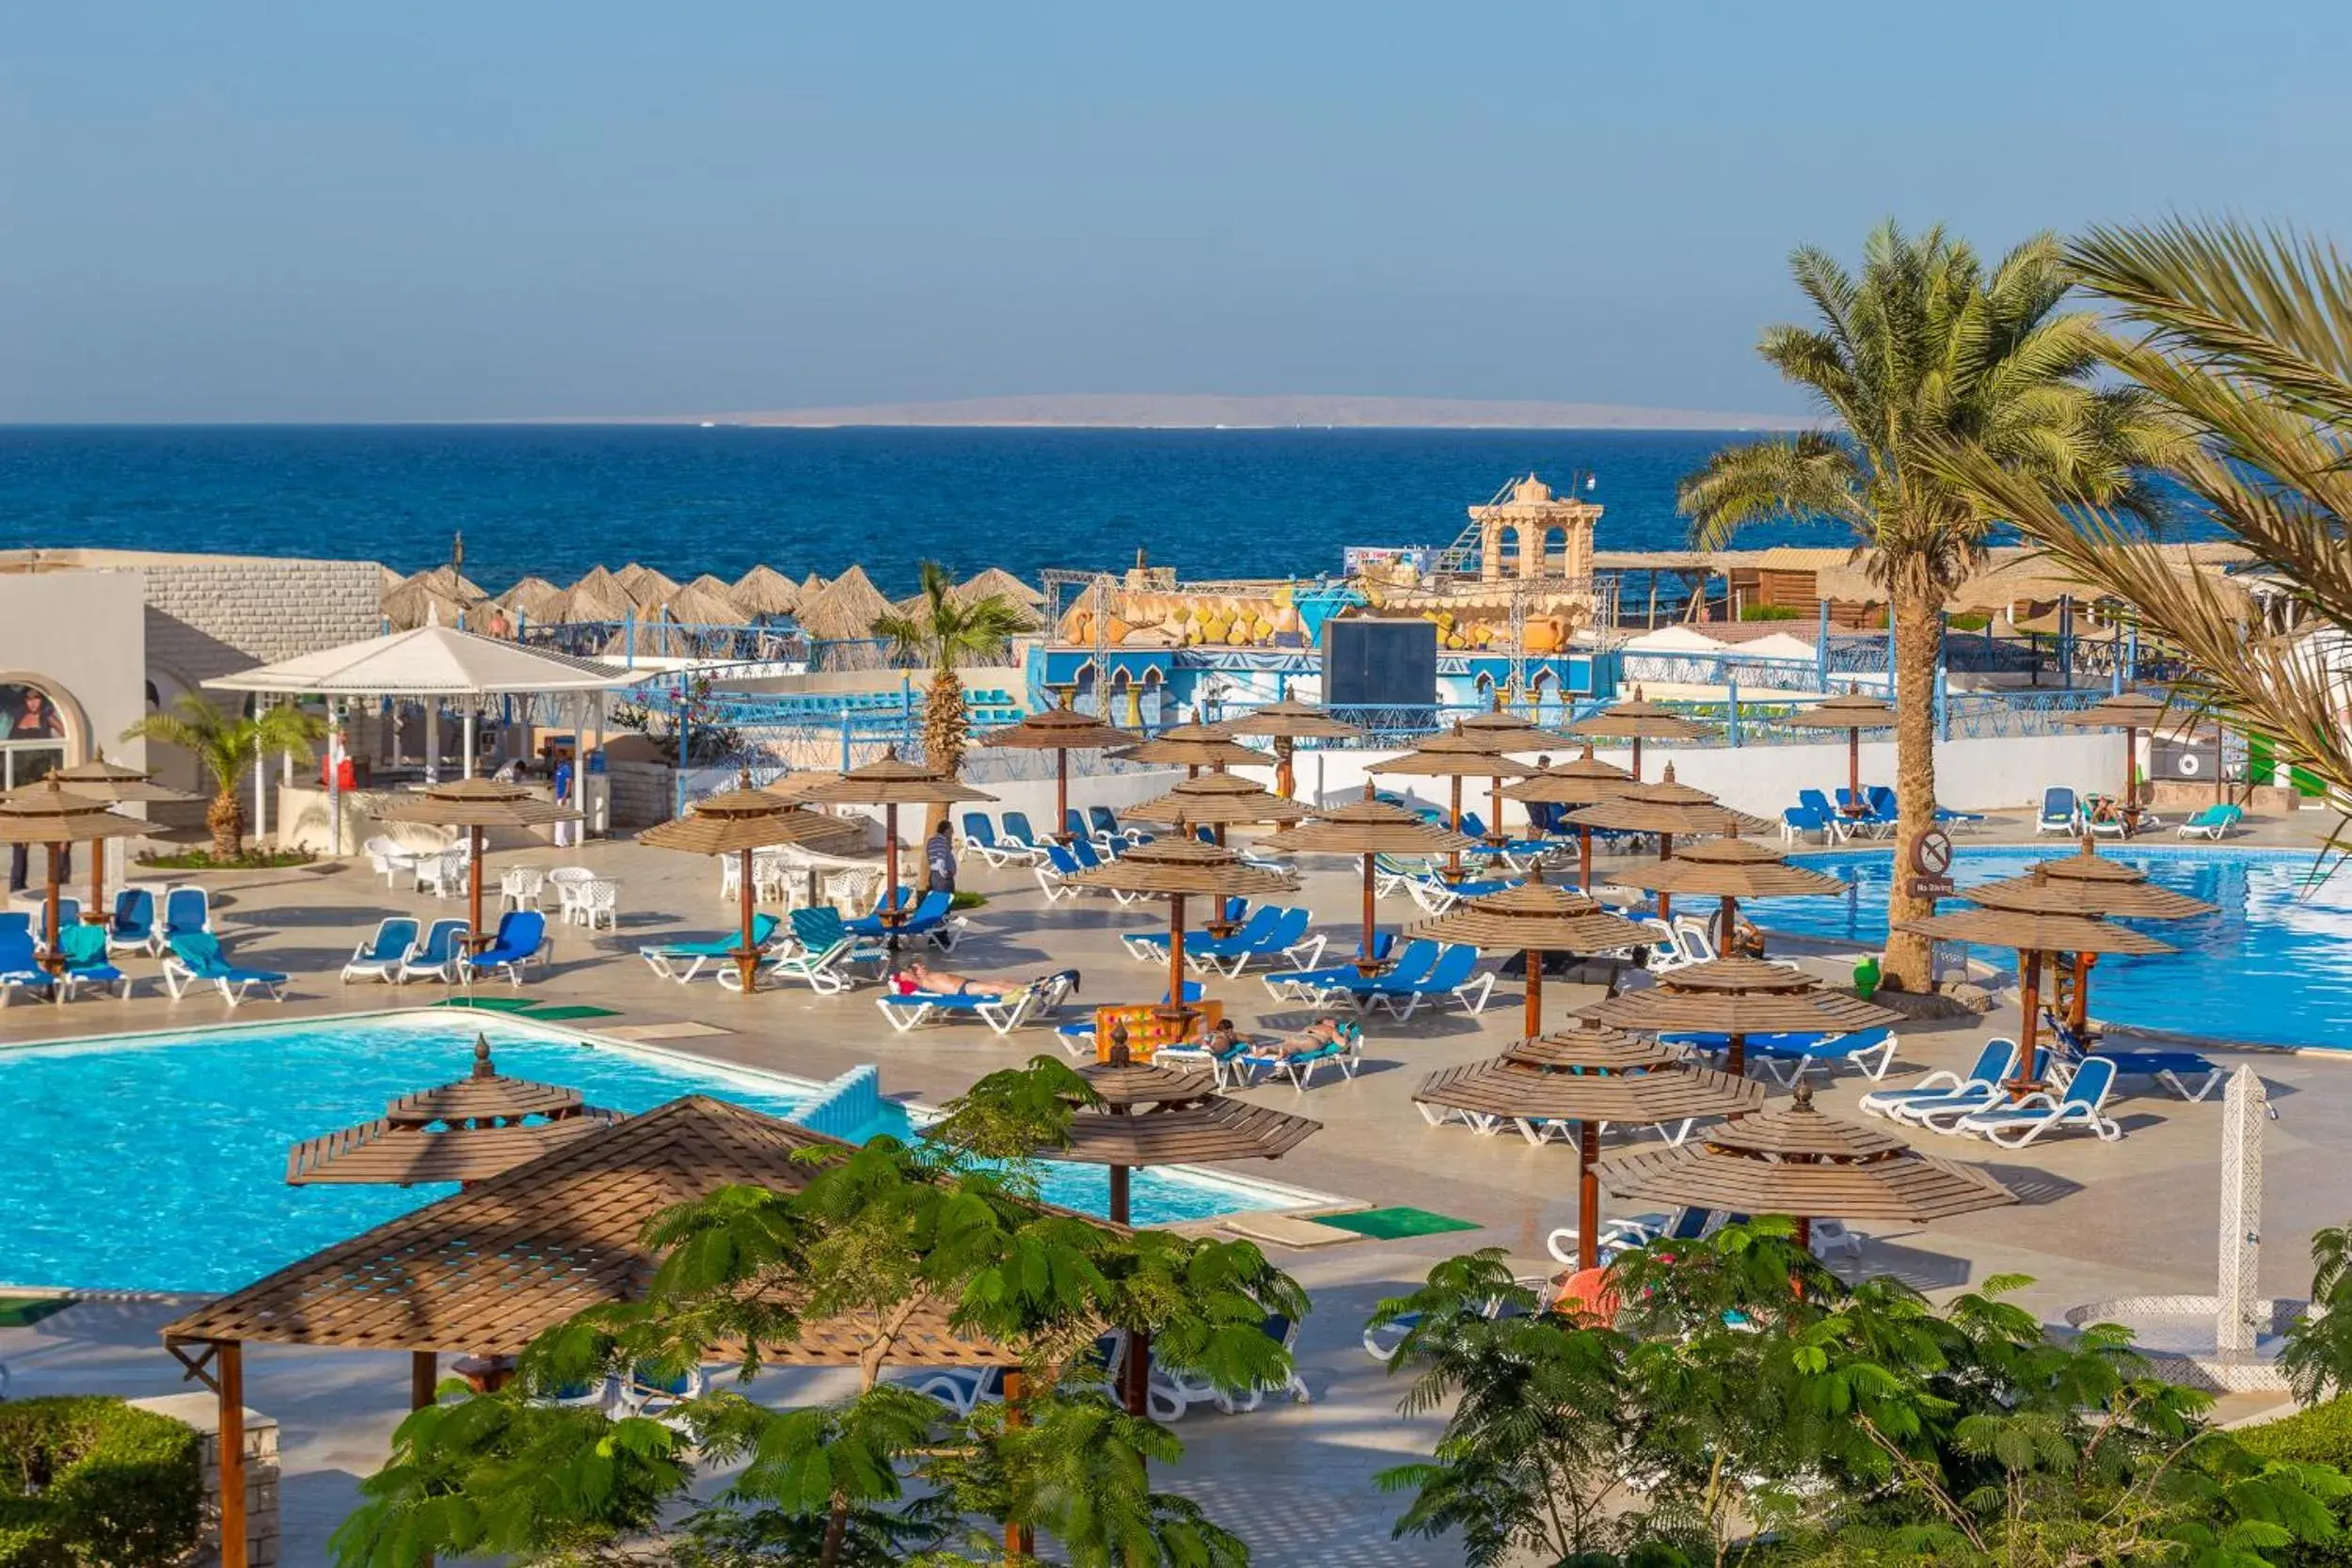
[5, 1, 2344, 422]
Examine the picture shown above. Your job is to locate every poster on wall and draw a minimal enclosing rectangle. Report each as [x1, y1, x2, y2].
[0, 684, 61, 741]
[1342, 546, 1434, 582]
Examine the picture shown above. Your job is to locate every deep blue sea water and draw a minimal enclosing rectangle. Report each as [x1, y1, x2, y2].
[0, 425, 1825, 595]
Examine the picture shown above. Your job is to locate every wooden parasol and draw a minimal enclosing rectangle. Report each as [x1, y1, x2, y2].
[1621, 835, 1848, 956]
[1897, 905, 2172, 1086]
[1563, 764, 1771, 921]
[1581, 981, 1903, 1076]
[978, 691, 1138, 844]
[1216, 694, 1366, 798]
[46, 758, 196, 921]
[1122, 770, 1310, 849]
[1263, 781, 1476, 975]
[1408, 867, 1652, 1037]
[1113, 722, 1266, 775]
[2050, 691, 2178, 834]
[374, 777, 580, 943]
[287, 1034, 621, 1187]
[1365, 722, 1531, 874]
[1504, 744, 1635, 891]
[1415, 1026, 1763, 1270]
[1068, 836, 1295, 1024]
[0, 780, 149, 974]
[1777, 689, 1897, 811]
[640, 780, 870, 991]
[801, 750, 996, 928]
[1566, 688, 1714, 781]
[1597, 1083, 2014, 1252]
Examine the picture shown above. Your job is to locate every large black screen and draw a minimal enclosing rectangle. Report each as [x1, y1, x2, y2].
[1323, 618, 1438, 710]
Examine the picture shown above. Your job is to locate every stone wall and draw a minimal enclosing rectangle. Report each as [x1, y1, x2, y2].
[607, 757, 677, 830]
[124, 1391, 280, 1568]
[137, 556, 383, 688]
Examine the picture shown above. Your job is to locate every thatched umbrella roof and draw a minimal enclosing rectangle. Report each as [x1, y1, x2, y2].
[800, 571, 830, 599]
[1622, 837, 1851, 901]
[2047, 690, 2177, 732]
[1218, 699, 1367, 742]
[1115, 724, 1267, 770]
[1779, 689, 1898, 731]
[1897, 907, 2175, 956]
[796, 565, 894, 641]
[373, 776, 578, 831]
[1364, 723, 1531, 780]
[1568, 689, 1715, 743]
[613, 563, 681, 604]
[956, 566, 1045, 608]
[0, 779, 147, 846]
[1407, 874, 1651, 956]
[802, 749, 996, 808]
[497, 576, 566, 622]
[1069, 835, 1295, 900]
[1597, 1084, 2015, 1225]
[656, 577, 745, 626]
[1636, 957, 1821, 993]
[1041, 1054, 1320, 1171]
[1563, 765, 1770, 838]
[1505, 744, 1636, 805]
[1456, 707, 1578, 749]
[47, 758, 195, 805]
[1122, 771, 1311, 829]
[732, 563, 803, 617]
[551, 566, 637, 623]
[980, 697, 1136, 752]
[1416, 1029, 1765, 1128]
[286, 1035, 621, 1187]
[638, 787, 868, 857]
[1263, 786, 1477, 857]
[1966, 857, 2215, 921]
[1580, 985, 1903, 1037]
[382, 565, 487, 631]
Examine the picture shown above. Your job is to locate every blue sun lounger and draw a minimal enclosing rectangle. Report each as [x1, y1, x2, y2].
[463, 911, 549, 986]
[641, 911, 783, 984]
[56, 925, 134, 1001]
[161, 932, 288, 1006]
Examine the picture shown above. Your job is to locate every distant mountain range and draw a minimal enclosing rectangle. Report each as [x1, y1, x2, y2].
[602, 393, 1814, 431]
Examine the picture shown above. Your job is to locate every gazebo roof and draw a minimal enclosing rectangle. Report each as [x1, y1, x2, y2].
[801, 749, 997, 807]
[1407, 873, 1652, 954]
[1597, 1085, 2016, 1223]
[1216, 699, 1367, 741]
[167, 1096, 1028, 1365]
[286, 1036, 620, 1187]
[205, 626, 628, 697]
[1122, 771, 1311, 828]
[1263, 787, 1478, 857]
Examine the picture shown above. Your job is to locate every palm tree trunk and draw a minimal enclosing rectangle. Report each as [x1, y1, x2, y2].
[206, 785, 245, 863]
[1882, 586, 1942, 990]
[919, 672, 967, 886]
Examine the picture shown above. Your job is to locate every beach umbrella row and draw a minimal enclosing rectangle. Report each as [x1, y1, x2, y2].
[389, 561, 1041, 637]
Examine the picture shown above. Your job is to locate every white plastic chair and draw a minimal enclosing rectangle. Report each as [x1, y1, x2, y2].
[499, 865, 547, 912]
[362, 836, 412, 888]
[545, 866, 596, 922]
[415, 847, 470, 899]
[573, 879, 619, 931]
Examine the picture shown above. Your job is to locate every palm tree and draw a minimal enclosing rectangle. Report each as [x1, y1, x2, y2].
[1679, 222, 2164, 989]
[122, 696, 326, 861]
[872, 561, 1031, 856]
[1945, 218, 2352, 864]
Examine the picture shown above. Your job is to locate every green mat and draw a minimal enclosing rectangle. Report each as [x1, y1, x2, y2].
[516, 1005, 624, 1022]
[0, 1296, 72, 1328]
[433, 997, 545, 1013]
[1313, 1207, 1482, 1241]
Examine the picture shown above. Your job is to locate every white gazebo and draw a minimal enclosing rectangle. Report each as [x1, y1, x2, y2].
[206, 625, 638, 846]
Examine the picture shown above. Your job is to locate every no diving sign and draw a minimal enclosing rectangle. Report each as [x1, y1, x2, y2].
[1908, 827, 1955, 899]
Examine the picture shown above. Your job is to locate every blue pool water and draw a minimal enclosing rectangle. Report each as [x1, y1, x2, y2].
[1749, 846, 2352, 1051]
[0, 1012, 1306, 1293]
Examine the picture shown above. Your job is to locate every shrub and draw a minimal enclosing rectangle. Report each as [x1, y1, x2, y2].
[2237, 1398, 2352, 1568]
[0, 1397, 203, 1568]
[1739, 603, 1802, 621]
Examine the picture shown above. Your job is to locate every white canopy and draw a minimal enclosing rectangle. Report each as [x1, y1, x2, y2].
[206, 626, 633, 697]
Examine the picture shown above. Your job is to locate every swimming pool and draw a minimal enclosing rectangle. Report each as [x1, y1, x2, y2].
[1750, 845, 2352, 1051]
[0, 1011, 1316, 1293]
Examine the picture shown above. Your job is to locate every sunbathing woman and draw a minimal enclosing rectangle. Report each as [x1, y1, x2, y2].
[894, 961, 1010, 999]
[1235, 1017, 1351, 1064]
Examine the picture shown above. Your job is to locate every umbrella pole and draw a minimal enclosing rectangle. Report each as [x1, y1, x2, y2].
[1056, 749, 1071, 844]
[1848, 728, 1860, 807]
[1631, 737, 1643, 784]
[1488, 773, 1505, 847]
[41, 845, 62, 978]
[2014, 948, 2042, 1091]
[468, 827, 485, 943]
[1523, 946, 1542, 1038]
[1276, 736, 1295, 800]
[1125, 1325, 1151, 1418]
[1359, 853, 1379, 975]
[1720, 895, 1737, 958]
[88, 845, 104, 929]
[1728, 1030, 1746, 1078]
[2122, 725, 2138, 835]
[2070, 952, 2090, 1036]
[1579, 825, 1593, 895]
[1164, 893, 1189, 1031]
[736, 846, 757, 994]
[1656, 832, 1675, 924]
[1108, 1164, 1131, 1227]
[1576, 1120, 1600, 1273]
[1447, 778, 1464, 881]
[883, 804, 901, 939]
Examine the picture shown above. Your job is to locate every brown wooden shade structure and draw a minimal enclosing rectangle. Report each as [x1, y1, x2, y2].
[1123, 770, 1312, 831]
[1566, 688, 1715, 781]
[1597, 1082, 2015, 1253]
[978, 692, 1139, 843]
[1974, 840, 2214, 1037]
[639, 781, 870, 990]
[1366, 722, 1531, 872]
[1263, 781, 1477, 975]
[1505, 744, 1636, 892]
[1563, 764, 1771, 921]
[1416, 1026, 1764, 1271]
[1581, 980, 1904, 1077]
[1408, 867, 1653, 1037]
[1623, 835, 1849, 957]
[1217, 695, 1367, 798]
[1778, 689, 1897, 809]
[1897, 905, 2172, 1087]
[2050, 690, 2177, 832]
[801, 749, 996, 927]
[1069, 835, 1295, 1023]
[0, 780, 149, 974]
[373, 776, 580, 942]
[165, 1095, 1095, 1568]
[40, 758, 195, 923]
[1113, 723, 1265, 775]
[286, 1034, 620, 1187]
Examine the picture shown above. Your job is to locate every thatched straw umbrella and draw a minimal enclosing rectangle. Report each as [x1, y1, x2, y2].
[1505, 745, 1635, 892]
[956, 566, 1046, 608]
[374, 778, 580, 942]
[287, 1034, 621, 1188]
[497, 576, 566, 624]
[613, 563, 681, 605]
[795, 565, 893, 642]
[1896, 906, 2172, 1085]
[1114, 722, 1265, 776]
[1409, 869, 1652, 1037]
[1365, 722, 1531, 874]
[977, 693, 1137, 845]
[732, 563, 803, 619]
[382, 566, 487, 631]
[2049, 690, 2176, 833]
[1123, 771, 1308, 934]
[1567, 689, 1714, 782]
[1263, 782, 1476, 974]
[640, 780, 869, 991]
[1218, 694, 1368, 799]
[1456, 703, 1577, 752]
[1777, 689, 1897, 814]
[1068, 836, 1295, 1024]
[1025, 1042, 1318, 1413]
[1581, 968, 1902, 1079]
[45, 758, 195, 918]
[801, 750, 995, 927]
[551, 566, 637, 625]
[1563, 765, 1770, 922]
[1623, 836, 1848, 957]
[1598, 1083, 2015, 1254]
[0, 781, 149, 973]
[654, 577, 745, 628]
[1417, 1026, 1763, 1270]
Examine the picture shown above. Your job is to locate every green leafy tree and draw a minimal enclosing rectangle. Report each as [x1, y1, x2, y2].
[331, 1061, 1304, 1568]
[2285, 1225, 2352, 1406]
[120, 695, 326, 861]
[1941, 218, 2352, 864]
[1679, 222, 2166, 988]
[872, 562, 1031, 868]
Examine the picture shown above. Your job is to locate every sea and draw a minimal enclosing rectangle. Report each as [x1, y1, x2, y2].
[0, 425, 1836, 595]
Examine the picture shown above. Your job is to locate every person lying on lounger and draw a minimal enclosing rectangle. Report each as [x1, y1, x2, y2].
[1204, 1016, 1350, 1064]
[893, 961, 1012, 999]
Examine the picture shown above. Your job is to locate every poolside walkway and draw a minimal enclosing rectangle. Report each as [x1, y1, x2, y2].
[0, 807, 2341, 1563]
